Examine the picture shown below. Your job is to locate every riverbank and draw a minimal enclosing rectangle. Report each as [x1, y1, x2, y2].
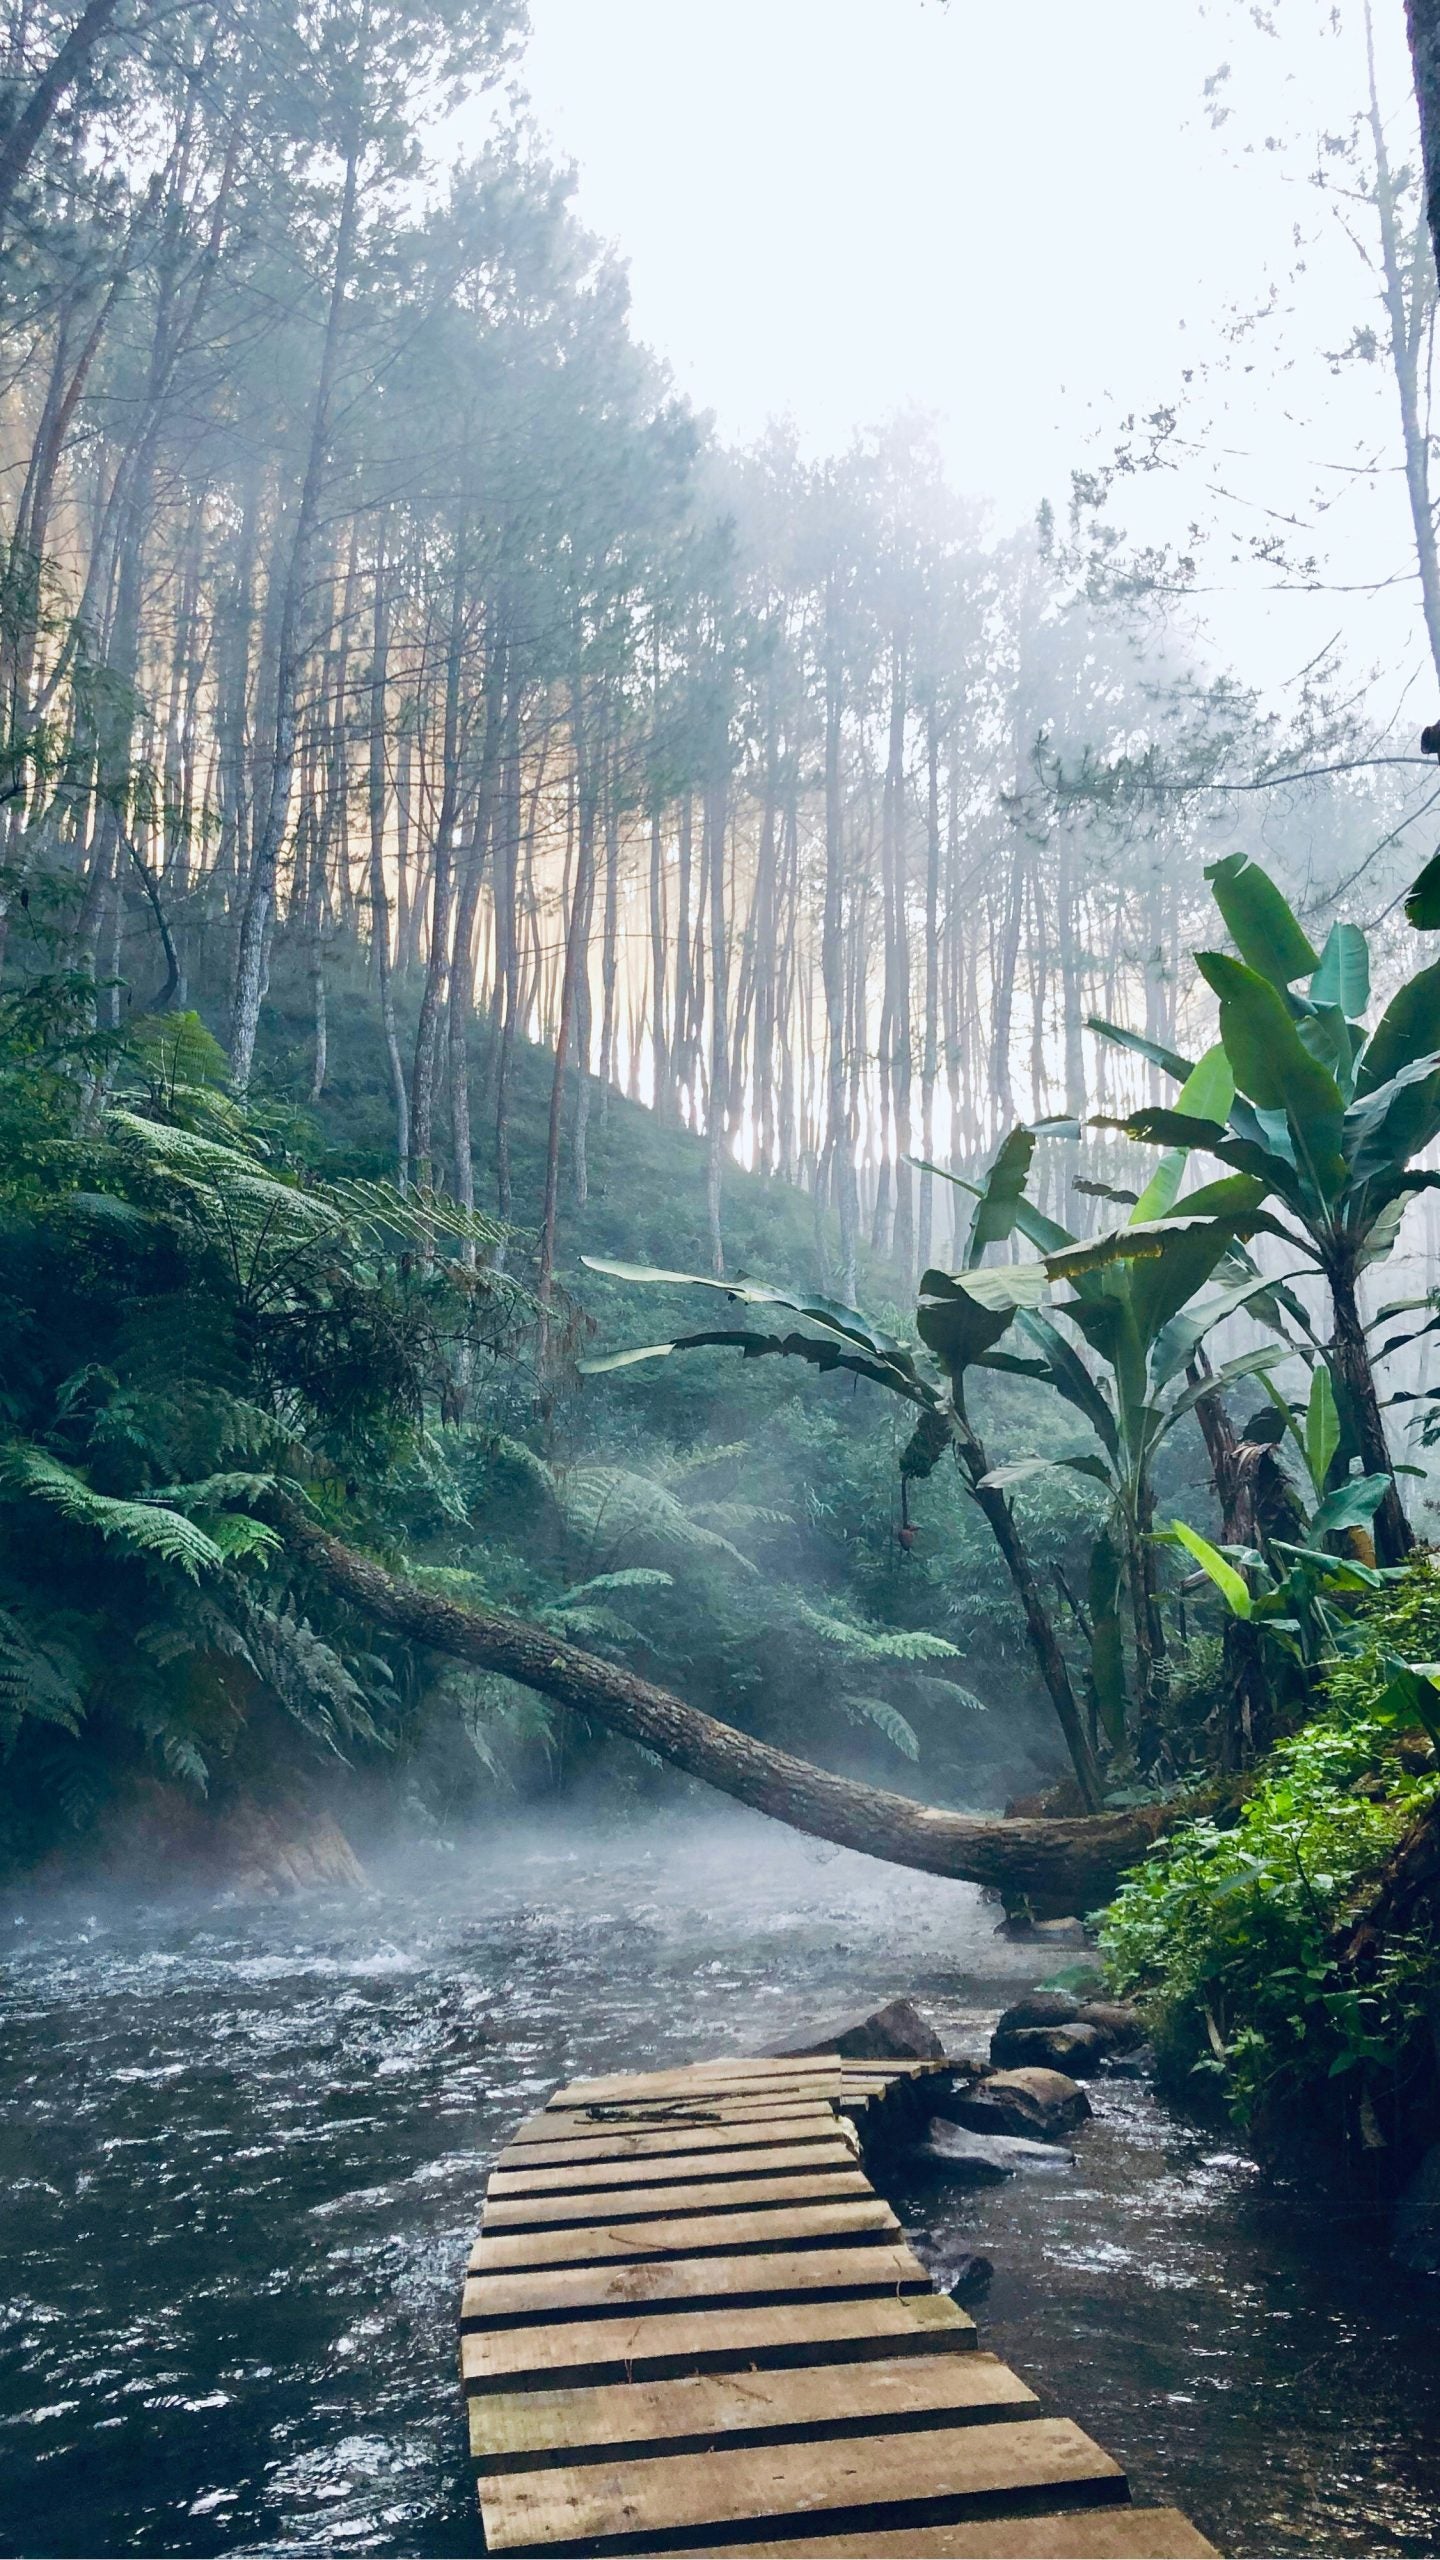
[4, 1814, 1440, 2556]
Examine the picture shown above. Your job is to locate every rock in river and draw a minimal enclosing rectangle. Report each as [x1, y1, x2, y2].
[940, 2065, 1092, 2140]
[768, 1995, 945, 2062]
[1078, 1999, 1145, 2052]
[918, 2117, 1074, 2180]
[991, 2018, 1108, 2075]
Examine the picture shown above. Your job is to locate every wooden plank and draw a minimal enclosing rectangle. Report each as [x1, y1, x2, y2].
[498, 2112, 843, 2166]
[557, 2059, 844, 2104]
[479, 2415, 1126, 2553]
[486, 2140, 861, 2198]
[469, 2349, 1036, 2469]
[482, 2168, 872, 2227]
[461, 2239, 934, 2328]
[510, 2100, 840, 2140]
[470, 2197, 900, 2273]
[729, 2513, 1220, 2559]
[540, 2093, 845, 2129]
[461, 2290, 976, 2392]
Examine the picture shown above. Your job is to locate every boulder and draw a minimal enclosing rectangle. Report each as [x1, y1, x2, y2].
[994, 1990, 1082, 2034]
[990, 2020, 1107, 2076]
[1077, 1999, 1145, 2052]
[768, 1996, 946, 2063]
[942, 2066, 1092, 2141]
[947, 2252, 994, 2300]
[918, 2118, 1074, 2180]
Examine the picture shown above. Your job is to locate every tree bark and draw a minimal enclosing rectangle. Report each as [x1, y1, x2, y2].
[285, 1506, 1167, 1902]
[0, 0, 124, 241]
[1327, 1254, 1413, 1565]
[1406, 0, 1440, 303]
[231, 142, 359, 1089]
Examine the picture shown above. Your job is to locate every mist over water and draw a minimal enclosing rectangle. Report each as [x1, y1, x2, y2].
[2, 1812, 1439, 2558]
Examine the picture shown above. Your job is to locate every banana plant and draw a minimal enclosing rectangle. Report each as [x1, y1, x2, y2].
[580, 1140, 1265, 1806]
[916, 1061, 1288, 1751]
[1092, 852, 1440, 1566]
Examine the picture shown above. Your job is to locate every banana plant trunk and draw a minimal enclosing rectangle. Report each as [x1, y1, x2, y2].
[948, 1406, 1103, 1811]
[1326, 1253, 1413, 1567]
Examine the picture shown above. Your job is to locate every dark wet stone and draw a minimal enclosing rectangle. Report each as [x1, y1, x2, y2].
[1077, 1999, 1144, 2051]
[943, 2065, 1092, 2140]
[918, 2117, 1074, 2180]
[995, 1990, 1083, 2034]
[767, 1994, 945, 2061]
[991, 2019, 1108, 2075]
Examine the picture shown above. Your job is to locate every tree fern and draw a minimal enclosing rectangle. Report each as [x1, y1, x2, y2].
[0, 1606, 85, 1752]
[557, 1464, 755, 1575]
[788, 1594, 961, 1663]
[2, 1444, 226, 1578]
[836, 1693, 921, 1762]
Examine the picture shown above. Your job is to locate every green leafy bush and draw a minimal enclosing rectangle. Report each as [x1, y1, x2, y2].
[1101, 1567, 1440, 2136]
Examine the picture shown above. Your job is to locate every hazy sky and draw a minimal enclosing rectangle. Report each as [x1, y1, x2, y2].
[459, 1, 1431, 712]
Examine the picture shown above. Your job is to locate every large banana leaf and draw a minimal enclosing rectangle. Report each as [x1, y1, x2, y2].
[978, 1453, 1113, 1492]
[1344, 1054, 1440, 1186]
[964, 1127, 1039, 1267]
[1355, 960, 1440, 1095]
[916, 1269, 1031, 1376]
[1126, 1211, 1241, 1349]
[1015, 1309, 1121, 1457]
[1404, 852, 1440, 931]
[1205, 852, 1318, 990]
[1309, 921, 1370, 1020]
[580, 1324, 939, 1407]
[1194, 952, 1346, 1203]
[1084, 1017, 1195, 1084]
[580, 1257, 919, 1371]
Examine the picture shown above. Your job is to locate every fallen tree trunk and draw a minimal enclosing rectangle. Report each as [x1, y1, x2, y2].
[287, 1510, 1172, 1906]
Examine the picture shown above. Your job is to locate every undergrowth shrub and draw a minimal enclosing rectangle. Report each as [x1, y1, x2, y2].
[1100, 1563, 1440, 2145]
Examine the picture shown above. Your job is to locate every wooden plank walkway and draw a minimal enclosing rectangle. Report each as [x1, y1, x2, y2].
[461, 2054, 1219, 2557]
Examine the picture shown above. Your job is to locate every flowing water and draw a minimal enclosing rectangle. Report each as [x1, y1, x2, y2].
[3, 1810, 1440, 2559]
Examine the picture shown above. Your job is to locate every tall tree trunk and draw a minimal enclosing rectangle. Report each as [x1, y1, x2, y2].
[1406, 0, 1440, 354]
[410, 535, 468, 1187]
[704, 769, 729, 1277]
[231, 143, 359, 1089]
[822, 588, 858, 1297]
[0, 0, 123, 241]
[367, 535, 409, 1185]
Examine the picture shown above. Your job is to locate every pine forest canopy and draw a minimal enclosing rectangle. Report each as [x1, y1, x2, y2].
[3, 0, 1440, 1280]
[5, 0, 1440, 1887]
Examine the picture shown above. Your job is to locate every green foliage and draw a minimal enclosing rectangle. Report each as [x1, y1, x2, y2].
[1103, 1563, 1440, 2133]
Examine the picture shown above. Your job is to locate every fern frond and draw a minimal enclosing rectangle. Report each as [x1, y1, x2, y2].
[837, 1693, 921, 1761]
[0, 1605, 85, 1752]
[225, 1591, 378, 1749]
[2, 1443, 225, 1578]
[563, 1569, 673, 1600]
[539, 1601, 646, 1648]
[558, 1465, 754, 1573]
[789, 1595, 960, 1663]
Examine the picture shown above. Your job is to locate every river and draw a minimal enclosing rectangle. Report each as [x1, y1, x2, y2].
[3, 1811, 1439, 2558]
